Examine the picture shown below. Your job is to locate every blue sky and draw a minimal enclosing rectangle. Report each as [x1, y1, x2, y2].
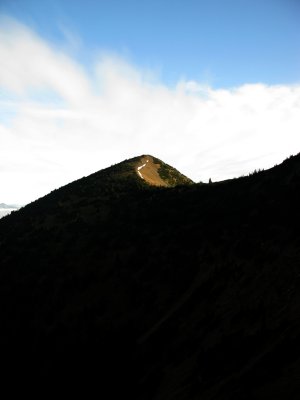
[1, 0, 299, 87]
[0, 0, 300, 204]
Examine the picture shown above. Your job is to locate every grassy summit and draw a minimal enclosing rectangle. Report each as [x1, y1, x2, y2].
[134, 155, 193, 187]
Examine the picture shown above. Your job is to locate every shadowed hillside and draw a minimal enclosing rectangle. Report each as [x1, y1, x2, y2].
[0, 153, 299, 398]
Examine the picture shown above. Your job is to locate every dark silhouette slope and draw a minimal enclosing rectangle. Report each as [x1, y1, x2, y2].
[0, 154, 299, 398]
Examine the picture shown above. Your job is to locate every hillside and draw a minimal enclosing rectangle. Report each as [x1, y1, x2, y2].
[0, 153, 299, 398]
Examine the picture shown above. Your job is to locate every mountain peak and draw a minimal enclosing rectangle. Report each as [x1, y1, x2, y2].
[133, 154, 193, 187]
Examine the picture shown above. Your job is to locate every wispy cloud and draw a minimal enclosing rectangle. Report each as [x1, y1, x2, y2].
[1, 18, 300, 204]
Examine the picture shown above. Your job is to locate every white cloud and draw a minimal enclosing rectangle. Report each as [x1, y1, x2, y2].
[1, 18, 300, 204]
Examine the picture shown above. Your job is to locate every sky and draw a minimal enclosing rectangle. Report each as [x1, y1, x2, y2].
[0, 0, 300, 204]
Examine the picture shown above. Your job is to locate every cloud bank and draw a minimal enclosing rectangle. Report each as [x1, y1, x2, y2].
[1, 18, 300, 204]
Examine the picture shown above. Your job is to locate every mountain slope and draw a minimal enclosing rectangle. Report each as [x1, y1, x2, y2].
[0, 154, 299, 398]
